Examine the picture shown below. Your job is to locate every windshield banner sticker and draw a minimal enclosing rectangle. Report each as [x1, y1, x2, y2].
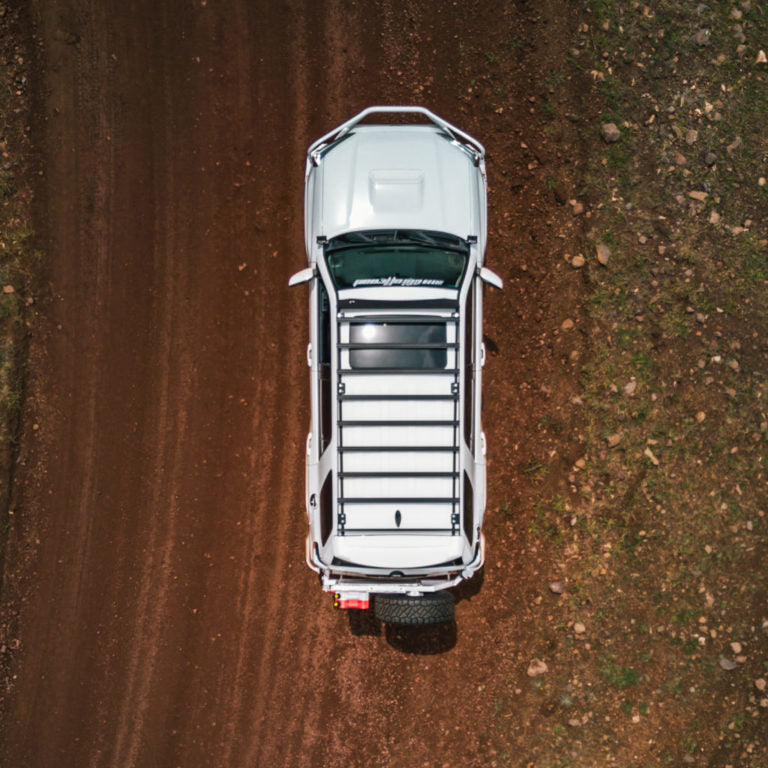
[352, 277, 446, 287]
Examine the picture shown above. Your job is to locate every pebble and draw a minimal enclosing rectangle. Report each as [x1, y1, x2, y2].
[572, 201, 584, 215]
[606, 432, 623, 448]
[568, 718, 581, 728]
[685, 128, 699, 145]
[549, 581, 564, 595]
[561, 318, 574, 331]
[574, 622, 586, 634]
[643, 446, 659, 466]
[571, 254, 585, 268]
[596, 243, 611, 266]
[624, 380, 637, 395]
[527, 659, 548, 677]
[756, 678, 767, 692]
[759, 177, 766, 187]
[675, 152, 687, 165]
[757, 50, 767, 64]
[727, 359, 740, 371]
[719, 657, 739, 671]
[730, 641, 742, 654]
[704, 151, 717, 166]
[696, 411, 706, 423]
[601, 122, 621, 143]
[693, 28, 711, 46]
[2, 285, 14, 294]
[709, 210, 721, 224]
[688, 190, 708, 202]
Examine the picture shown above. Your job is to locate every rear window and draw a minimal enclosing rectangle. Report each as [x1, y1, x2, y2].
[349, 322, 446, 369]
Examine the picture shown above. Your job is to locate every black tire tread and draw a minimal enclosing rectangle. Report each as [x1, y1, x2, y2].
[374, 591, 454, 626]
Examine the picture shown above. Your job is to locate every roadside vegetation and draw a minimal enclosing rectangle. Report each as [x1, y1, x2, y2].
[0, 10, 33, 533]
[484, 1, 767, 765]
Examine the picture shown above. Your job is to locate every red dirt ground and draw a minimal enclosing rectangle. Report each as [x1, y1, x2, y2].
[1, 1, 587, 765]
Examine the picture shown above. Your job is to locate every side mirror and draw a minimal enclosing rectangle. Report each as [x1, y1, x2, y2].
[479, 266, 503, 290]
[288, 266, 315, 287]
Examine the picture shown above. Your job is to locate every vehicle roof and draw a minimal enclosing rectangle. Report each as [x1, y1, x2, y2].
[314, 125, 481, 241]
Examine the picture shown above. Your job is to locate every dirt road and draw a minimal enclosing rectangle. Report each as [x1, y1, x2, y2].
[2, 1, 582, 765]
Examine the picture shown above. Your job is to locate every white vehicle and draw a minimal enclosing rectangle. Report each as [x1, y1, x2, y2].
[290, 107, 502, 626]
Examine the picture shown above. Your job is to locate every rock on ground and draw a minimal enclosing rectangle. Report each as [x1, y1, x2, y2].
[601, 122, 620, 143]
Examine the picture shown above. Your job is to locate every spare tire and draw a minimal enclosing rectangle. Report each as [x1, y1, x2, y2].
[374, 591, 454, 626]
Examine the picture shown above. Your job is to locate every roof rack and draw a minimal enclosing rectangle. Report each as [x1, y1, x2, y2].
[335, 310, 462, 536]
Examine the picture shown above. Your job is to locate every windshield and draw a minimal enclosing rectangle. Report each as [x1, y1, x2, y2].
[325, 230, 468, 289]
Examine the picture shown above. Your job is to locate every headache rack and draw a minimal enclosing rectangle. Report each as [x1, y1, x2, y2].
[335, 311, 462, 537]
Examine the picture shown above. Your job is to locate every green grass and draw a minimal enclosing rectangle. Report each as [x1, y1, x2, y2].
[600, 657, 640, 689]
[0, 35, 34, 520]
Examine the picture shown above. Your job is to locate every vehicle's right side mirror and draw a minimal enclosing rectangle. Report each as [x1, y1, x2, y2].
[479, 266, 503, 290]
[288, 266, 315, 287]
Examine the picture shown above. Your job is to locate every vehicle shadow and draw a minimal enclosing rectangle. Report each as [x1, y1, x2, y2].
[453, 567, 484, 603]
[347, 606, 458, 653]
[384, 621, 457, 654]
[347, 608, 382, 637]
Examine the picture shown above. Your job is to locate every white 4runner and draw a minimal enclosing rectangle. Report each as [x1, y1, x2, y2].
[290, 107, 502, 626]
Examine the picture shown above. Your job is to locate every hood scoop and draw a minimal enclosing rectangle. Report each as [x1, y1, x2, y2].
[369, 169, 424, 213]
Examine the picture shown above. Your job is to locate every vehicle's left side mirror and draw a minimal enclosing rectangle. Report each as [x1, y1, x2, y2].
[288, 266, 316, 287]
[479, 266, 503, 290]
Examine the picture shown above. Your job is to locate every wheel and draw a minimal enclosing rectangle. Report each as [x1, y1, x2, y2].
[374, 591, 454, 626]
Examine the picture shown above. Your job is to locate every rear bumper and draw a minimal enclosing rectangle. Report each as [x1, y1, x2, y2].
[306, 533, 485, 595]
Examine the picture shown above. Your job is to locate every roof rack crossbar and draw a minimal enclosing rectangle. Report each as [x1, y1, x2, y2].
[339, 497, 458, 504]
[339, 368, 459, 375]
[339, 446, 458, 453]
[339, 342, 457, 350]
[340, 394, 457, 401]
[341, 528, 456, 535]
[339, 420, 458, 427]
[339, 471, 459, 478]
[343, 315, 459, 324]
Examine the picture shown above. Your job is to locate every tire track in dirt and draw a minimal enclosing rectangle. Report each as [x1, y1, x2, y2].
[243, 3, 371, 765]
[213, 5, 274, 760]
[10, 1, 118, 760]
[109, 52, 189, 766]
[236, 5, 314, 761]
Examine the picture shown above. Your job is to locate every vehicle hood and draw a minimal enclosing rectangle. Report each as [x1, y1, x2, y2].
[315, 126, 481, 241]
